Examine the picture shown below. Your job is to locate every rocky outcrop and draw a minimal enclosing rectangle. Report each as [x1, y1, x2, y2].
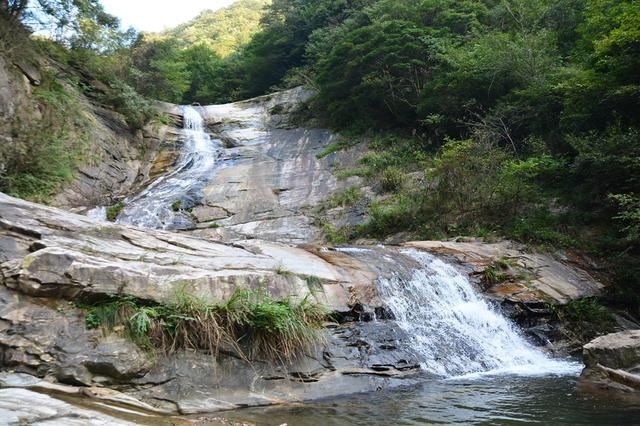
[0, 51, 180, 212]
[579, 330, 640, 396]
[0, 191, 609, 413]
[159, 88, 366, 244]
[404, 240, 604, 304]
[0, 192, 422, 412]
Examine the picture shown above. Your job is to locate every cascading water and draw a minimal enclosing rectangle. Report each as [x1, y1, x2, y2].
[114, 106, 219, 230]
[376, 248, 580, 378]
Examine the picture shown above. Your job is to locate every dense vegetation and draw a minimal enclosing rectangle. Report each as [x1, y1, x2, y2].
[127, 0, 269, 103]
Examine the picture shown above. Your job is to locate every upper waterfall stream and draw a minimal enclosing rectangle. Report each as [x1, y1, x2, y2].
[115, 105, 219, 229]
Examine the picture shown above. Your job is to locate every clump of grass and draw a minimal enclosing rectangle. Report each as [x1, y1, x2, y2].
[106, 202, 125, 222]
[208, 222, 220, 229]
[78, 288, 328, 364]
[380, 167, 406, 192]
[273, 264, 293, 276]
[316, 138, 358, 159]
[170, 200, 182, 211]
[322, 186, 362, 210]
[480, 257, 514, 285]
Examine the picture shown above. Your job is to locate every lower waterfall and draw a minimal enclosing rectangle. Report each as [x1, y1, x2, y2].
[376, 248, 580, 378]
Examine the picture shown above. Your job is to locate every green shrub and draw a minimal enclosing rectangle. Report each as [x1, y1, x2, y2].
[321, 222, 349, 245]
[323, 186, 362, 210]
[170, 200, 182, 211]
[549, 297, 616, 342]
[380, 167, 406, 192]
[359, 195, 419, 238]
[100, 80, 156, 131]
[106, 202, 125, 221]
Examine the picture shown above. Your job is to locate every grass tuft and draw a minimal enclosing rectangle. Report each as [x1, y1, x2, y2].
[77, 288, 328, 364]
[106, 202, 124, 222]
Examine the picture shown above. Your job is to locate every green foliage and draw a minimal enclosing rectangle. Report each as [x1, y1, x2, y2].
[358, 195, 419, 238]
[170, 200, 182, 211]
[208, 222, 221, 229]
[0, 69, 90, 201]
[78, 288, 328, 363]
[380, 167, 405, 192]
[100, 80, 155, 130]
[160, 0, 270, 58]
[610, 194, 640, 243]
[321, 222, 349, 245]
[549, 297, 616, 342]
[323, 187, 362, 210]
[106, 202, 124, 222]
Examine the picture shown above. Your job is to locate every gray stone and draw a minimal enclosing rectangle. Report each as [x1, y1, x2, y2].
[579, 330, 640, 396]
[0, 388, 137, 425]
[583, 330, 640, 370]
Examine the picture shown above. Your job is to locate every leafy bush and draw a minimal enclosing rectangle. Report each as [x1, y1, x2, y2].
[101, 80, 156, 130]
[106, 202, 125, 221]
[380, 167, 406, 192]
[359, 195, 419, 238]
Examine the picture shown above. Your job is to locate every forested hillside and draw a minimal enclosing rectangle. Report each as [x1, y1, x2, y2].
[127, 0, 269, 103]
[159, 0, 269, 57]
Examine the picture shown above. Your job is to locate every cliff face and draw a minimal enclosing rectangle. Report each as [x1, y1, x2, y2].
[0, 51, 179, 211]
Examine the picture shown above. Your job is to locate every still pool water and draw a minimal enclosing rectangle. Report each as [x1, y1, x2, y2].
[223, 374, 640, 425]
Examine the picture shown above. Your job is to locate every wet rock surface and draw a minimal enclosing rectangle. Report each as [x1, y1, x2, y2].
[157, 87, 366, 244]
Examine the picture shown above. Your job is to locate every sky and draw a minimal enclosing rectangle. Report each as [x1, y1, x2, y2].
[101, 0, 237, 33]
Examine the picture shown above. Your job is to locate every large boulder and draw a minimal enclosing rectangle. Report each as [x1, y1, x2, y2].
[579, 330, 640, 395]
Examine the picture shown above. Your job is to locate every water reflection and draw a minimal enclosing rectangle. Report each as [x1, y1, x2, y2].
[223, 376, 640, 425]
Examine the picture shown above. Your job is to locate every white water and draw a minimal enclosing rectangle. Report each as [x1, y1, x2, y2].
[115, 106, 219, 229]
[377, 249, 581, 378]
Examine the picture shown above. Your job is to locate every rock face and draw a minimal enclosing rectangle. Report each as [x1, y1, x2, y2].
[0, 192, 423, 412]
[0, 52, 180, 212]
[163, 87, 365, 244]
[405, 240, 604, 304]
[0, 388, 138, 425]
[579, 330, 640, 395]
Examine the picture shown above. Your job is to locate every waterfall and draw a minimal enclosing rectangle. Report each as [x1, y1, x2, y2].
[114, 106, 219, 230]
[376, 248, 580, 378]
